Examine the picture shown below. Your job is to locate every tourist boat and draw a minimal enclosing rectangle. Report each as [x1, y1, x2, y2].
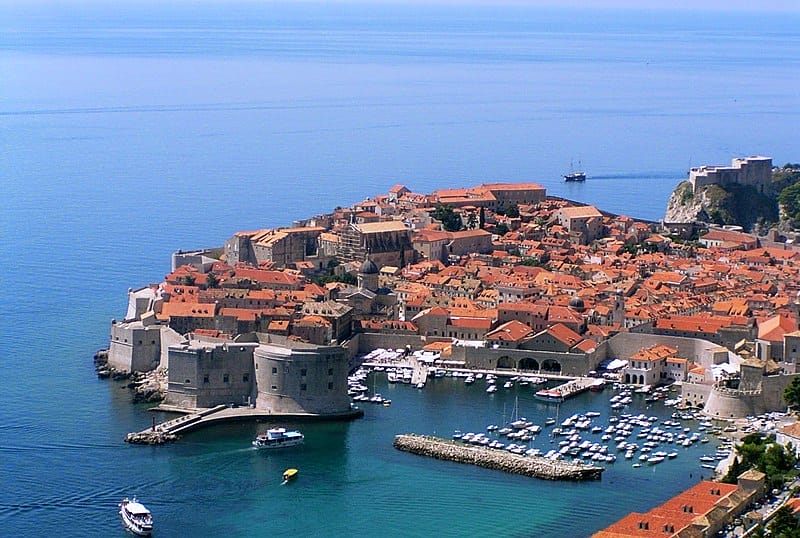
[486, 385, 497, 393]
[646, 455, 665, 465]
[283, 468, 298, 481]
[252, 428, 304, 449]
[699, 455, 716, 462]
[119, 498, 153, 536]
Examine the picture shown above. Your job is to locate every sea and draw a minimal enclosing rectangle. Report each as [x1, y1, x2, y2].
[1, 2, 799, 536]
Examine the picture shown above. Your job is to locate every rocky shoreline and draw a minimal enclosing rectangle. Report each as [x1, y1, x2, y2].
[393, 433, 604, 481]
[93, 349, 167, 404]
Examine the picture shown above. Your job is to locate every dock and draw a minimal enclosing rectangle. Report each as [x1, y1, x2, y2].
[535, 377, 599, 402]
[393, 434, 604, 481]
[124, 405, 363, 445]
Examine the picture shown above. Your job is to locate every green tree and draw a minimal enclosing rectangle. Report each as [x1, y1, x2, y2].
[466, 212, 478, 230]
[479, 206, 485, 229]
[206, 272, 220, 289]
[769, 506, 800, 537]
[521, 257, 544, 267]
[784, 376, 800, 409]
[779, 182, 800, 224]
[181, 275, 196, 286]
[494, 223, 509, 236]
[505, 203, 520, 218]
[432, 203, 463, 232]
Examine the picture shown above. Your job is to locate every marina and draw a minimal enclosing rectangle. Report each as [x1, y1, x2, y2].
[345, 358, 739, 485]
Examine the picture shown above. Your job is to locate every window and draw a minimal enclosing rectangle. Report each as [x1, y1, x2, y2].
[243, 374, 249, 382]
[328, 368, 334, 376]
[300, 384, 307, 391]
[203, 375, 209, 384]
[185, 379, 191, 384]
[300, 368, 307, 377]
[272, 367, 277, 374]
[151, 340, 156, 345]
[271, 385, 277, 390]
[328, 382, 333, 390]
[223, 374, 229, 383]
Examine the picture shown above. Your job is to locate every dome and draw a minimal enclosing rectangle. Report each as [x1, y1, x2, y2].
[568, 296, 585, 312]
[359, 257, 379, 275]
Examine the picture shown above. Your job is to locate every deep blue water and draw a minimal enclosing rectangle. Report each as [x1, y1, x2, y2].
[2, 2, 799, 536]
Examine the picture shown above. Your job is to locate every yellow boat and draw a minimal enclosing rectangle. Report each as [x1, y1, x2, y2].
[283, 468, 298, 481]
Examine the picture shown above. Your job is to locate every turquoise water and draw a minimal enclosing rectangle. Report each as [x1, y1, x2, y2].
[2, 2, 798, 536]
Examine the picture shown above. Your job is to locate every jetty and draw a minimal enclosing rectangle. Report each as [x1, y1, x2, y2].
[125, 404, 363, 445]
[535, 377, 599, 403]
[393, 434, 604, 481]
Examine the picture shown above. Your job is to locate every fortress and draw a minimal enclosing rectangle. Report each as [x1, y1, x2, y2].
[688, 156, 772, 194]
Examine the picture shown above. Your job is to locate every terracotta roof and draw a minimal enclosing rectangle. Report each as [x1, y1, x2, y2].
[485, 320, 533, 342]
[544, 323, 582, 347]
[559, 205, 603, 219]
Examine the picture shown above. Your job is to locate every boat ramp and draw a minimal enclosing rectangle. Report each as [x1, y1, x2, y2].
[393, 434, 604, 481]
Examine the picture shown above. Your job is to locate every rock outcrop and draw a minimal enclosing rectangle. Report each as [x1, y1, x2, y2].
[94, 349, 166, 403]
[129, 368, 168, 404]
[665, 180, 778, 232]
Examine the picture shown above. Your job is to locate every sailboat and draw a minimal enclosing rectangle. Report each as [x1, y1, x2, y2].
[509, 396, 531, 429]
[564, 160, 586, 182]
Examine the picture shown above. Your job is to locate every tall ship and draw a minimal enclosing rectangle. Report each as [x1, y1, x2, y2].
[564, 160, 586, 182]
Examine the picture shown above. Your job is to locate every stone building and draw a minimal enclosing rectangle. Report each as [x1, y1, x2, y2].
[556, 205, 604, 245]
[253, 341, 351, 414]
[689, 156, 772, 194]
[163, 337, 352, 416]
[223, 227, 324, 267]
[321, 221, 414, 268]
[165, 339, 259, 408]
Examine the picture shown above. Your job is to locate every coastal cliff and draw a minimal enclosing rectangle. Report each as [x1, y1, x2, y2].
[665, 181, 777, 233]
[664, 163, 800, 232]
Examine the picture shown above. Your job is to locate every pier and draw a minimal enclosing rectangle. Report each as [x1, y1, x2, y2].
[535, 377, 599, 402]
[125, 405, 363, 445]
[393, 434, 604, 481]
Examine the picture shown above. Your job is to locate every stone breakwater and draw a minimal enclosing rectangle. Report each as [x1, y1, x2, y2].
[125, 430, 179, 445]
[393, 434, 604, 481]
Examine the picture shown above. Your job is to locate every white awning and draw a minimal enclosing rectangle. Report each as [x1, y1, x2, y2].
[606, 359, 628, 371]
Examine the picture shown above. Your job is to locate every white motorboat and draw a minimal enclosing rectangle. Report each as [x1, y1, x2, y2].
[119, 498, 153, 536]
[252, 428, 304, 449]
